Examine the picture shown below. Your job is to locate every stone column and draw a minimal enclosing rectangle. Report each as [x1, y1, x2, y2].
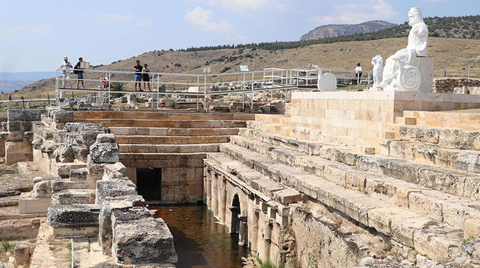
[248, 197, 260, 253]
[218, 176, 227, 223]
[211, 173, 219, 216]
[204, 167, 212, 207]
[238, 216, 248, 247]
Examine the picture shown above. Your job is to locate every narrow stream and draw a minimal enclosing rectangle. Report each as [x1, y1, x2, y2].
[152, 204, 248, 268]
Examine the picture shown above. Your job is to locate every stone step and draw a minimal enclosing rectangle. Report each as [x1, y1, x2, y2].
[110, 127, 239, 136]
[51, 189, 96, 206]
[389, 140, 480, 174]
[395, 117, 417, 125]
[119, 153, 206, 168]
[206, 153, 302, 205]
[74, 111, 255, 121]
[207, 150, 463, 261]
[247, 120, 357, 148]
[116, 135, 230, 145]
[240, 128, 480, 202]
[403, 110, 480, 130]
[75, 119, 248, 128]
[225, 137, 480, 232]
[118, 143, 219, 154]
[120, 152, 206, 161]
[399, 125, 480, 151]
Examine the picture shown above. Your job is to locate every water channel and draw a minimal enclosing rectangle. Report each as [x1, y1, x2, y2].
[152, 204, 248, 268]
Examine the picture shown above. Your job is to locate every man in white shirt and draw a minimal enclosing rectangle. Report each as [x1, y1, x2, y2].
[60, 56, 73, 88]
[353, 63, 362, 84]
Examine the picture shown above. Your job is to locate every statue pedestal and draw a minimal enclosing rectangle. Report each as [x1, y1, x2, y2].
[417, 56, 434, 92]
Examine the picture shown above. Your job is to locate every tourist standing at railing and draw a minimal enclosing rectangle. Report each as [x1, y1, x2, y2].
[134, 60, 143, 91]
[142, 64, 151, 91]
[74, 57, 85, 89]
[353, 63, 362, 85]
[60, 56, 73, 88]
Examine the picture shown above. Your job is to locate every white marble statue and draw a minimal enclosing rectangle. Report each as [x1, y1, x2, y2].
[371, 55, 383, 87]
[379, 7, 428, 91]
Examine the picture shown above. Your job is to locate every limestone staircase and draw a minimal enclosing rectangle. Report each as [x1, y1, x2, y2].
[205, 110, 480, 263]
[73, 111, 255, 165]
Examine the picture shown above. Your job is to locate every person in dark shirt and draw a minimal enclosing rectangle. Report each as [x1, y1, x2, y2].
[134, 60, 142, 91]
[142, 64, 151, 91]
[74, 57, 85, 89]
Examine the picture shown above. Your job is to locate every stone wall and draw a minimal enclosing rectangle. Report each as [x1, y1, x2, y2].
[1, 110, 44, 164]
[21, 107, 179, 266]
[433, 78, 480, 93]
[288, 91, 480, 153]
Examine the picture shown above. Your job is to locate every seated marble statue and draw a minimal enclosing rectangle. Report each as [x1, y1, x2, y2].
[379, 7, 428, 91]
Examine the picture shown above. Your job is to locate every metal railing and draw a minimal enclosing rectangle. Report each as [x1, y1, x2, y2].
[54, 67, 372, 111]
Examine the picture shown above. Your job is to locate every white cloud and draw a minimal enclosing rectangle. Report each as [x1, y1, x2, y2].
[184, 6, 247, 41]
[313, 0, 398, 25]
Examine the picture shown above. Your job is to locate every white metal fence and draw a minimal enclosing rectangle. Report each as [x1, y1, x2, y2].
[55, 67, 372, 111]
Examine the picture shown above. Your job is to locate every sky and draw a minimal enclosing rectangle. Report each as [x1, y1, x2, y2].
[0, 0, 479, 73]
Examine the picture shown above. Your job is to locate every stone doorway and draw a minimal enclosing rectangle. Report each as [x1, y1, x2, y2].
[136, 168, 162, 202]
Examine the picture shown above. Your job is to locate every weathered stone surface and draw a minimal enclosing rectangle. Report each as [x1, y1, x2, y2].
[96, 133, 116, 144]
[112, 216, 177, 265]
[90, 142, 119, 164]
[47, 204, 100, 227]
[51, 189, 95, 205]
[70, 168, 88, 181]
[8, 109, 44, 122]
[96, 179, 137, 205]
[40, 141, 57, 153]
[99, 196, 148, 255]
[46, 107, 74, 123]
[14, 243, 30, 265]
[32, 179, 55, 198]
[102, 162, 127, 180]
[54, 144, 75, 162]
[456, 237, 480, 265]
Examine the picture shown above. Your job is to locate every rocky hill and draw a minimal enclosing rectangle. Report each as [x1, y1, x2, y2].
[17, 37, 480, 100]
[300, 20, 396, 41]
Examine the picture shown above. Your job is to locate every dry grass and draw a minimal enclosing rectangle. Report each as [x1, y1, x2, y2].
[15, 37, 480, 99]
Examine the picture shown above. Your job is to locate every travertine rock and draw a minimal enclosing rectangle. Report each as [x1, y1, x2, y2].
[96, 179, 137, 205]
[112, 216, 177, 265]
[40, 140, 57, 153]
[47, 204, 100, 227]
[90, 135, 119, 164]
[14, 243, 30, 265]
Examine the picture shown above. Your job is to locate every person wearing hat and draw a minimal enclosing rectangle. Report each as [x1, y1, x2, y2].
[60, 56, 73, 88]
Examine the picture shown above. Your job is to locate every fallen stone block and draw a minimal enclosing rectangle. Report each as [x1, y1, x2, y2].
[96, 179, 137, 205]
[47, 204, 100, 238]
[112, 216, 177, 265]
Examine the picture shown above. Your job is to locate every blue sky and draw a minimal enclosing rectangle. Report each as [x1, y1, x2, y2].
[0, 0, 478, 72]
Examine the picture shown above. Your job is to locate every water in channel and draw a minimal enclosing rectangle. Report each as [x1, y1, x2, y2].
[152, 204, 248, 268]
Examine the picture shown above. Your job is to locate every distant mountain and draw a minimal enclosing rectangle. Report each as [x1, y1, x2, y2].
[0, 72, 56, 81]
[300, 20, 396, 41]
[0, 72, 56, 93]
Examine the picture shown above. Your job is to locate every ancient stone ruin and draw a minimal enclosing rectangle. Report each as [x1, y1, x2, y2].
[1, 85, 480, 268]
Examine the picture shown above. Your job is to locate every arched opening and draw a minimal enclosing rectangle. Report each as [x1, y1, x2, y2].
[230, 194, 240, 234]
[229, 194, 248, 247]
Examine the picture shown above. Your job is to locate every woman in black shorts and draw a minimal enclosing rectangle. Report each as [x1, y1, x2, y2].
[142, 64, 151, 91]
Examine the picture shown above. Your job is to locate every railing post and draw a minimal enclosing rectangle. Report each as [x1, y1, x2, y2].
[204, 73, 207, 112]
[251, 71, 254, 111]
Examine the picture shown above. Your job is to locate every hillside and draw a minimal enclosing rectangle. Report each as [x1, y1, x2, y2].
[300, 20, 396, 41]
[17, 37, 480, 99]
